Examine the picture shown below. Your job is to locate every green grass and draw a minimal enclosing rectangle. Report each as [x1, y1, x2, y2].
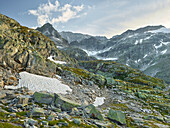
[0, 122, 22, 128]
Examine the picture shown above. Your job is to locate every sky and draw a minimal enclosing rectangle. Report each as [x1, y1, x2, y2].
[1, 0, 170, 38]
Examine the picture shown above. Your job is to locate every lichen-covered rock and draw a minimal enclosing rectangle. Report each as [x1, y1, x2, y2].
[31, 107, 45, 117]
[73, 118, 81, 125]
[54, 93, 80, 111]
[0, 92, 6, 99]
[33, 92, 55, 105]
[85, 104, 104, 120]
[17, 95, 30, 106]
[106, 77, 115, 85]
[108, 109, 126, 125]
[27, 118, 38, 126]
[70, 107, 80, 116]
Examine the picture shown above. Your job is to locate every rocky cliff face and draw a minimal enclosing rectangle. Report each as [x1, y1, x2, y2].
[0, 13, 76, 79]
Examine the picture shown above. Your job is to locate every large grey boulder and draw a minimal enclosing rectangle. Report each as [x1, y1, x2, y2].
[54, 93, 80, 111]
[85, 104, 104, 120]
[107, 109, 126, 125]
[31, 107, 45, 117]
[33, 92, 55, 105]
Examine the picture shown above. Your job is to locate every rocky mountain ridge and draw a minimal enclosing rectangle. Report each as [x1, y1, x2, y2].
[58, 25, 170, 84]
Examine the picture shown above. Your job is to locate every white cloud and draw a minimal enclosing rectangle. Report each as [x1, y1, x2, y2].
[73, 5, 84, 12]
[73, 0, 170, 38]
[28, 0, 84, 26]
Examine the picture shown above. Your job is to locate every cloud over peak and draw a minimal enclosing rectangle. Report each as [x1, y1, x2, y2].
[28, 0, 84, 26]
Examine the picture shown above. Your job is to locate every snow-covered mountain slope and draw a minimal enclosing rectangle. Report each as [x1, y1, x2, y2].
[61, 25, 170, 84]
[37, 23, 170, 84]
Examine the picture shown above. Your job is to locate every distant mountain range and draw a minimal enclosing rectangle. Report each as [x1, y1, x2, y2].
[37, 23, 170, 84]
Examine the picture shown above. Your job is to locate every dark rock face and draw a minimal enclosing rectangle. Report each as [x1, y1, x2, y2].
[60, 31, 92, 43]
[36, 23, 69, 47]
[108, 109, 126, 125]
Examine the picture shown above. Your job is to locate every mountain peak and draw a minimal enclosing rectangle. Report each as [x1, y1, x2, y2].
[124, 25, 165, 35]
[36, 23, 55, 32]
[42, 23, 53, 28]
[36, 23, 69, 47]
[36, 23, 60, 37]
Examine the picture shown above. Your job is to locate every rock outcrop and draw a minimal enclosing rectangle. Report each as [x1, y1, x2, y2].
[0, 13, 76, 86]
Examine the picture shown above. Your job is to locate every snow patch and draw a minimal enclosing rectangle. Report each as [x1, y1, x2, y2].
[139, 39, 143, 43]
[162, 42, 170, 45]
[16, 72, 72, 94]
[48, 56, 66, 64]
[135, 60, 138, 63]
[93, 97, 105, 107]
[43, 30, 50, 35]
[56, 46, 64, 49]
[143, 54, 148, 58]
[82, 47, 112, 56]
[134, 40, 138, 45]
[161, 49, 167, 54]
[52, 36, 62, 42]
[96, 56, 118, 61]
[134, 39, 143, 45]
[144, 35, 152, 40]
[154, 43, 162, 49]
[149, 27, 170, 33]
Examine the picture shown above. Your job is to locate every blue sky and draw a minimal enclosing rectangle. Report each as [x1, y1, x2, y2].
[1, 0, 170, 38]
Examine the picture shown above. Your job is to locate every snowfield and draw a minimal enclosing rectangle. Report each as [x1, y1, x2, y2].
[16, 72, 72, 94]
[48, 56, 66, 64]
[82, 47, 112, 56]
[96, 56, 118, 61]
[93, 97, 105, 107]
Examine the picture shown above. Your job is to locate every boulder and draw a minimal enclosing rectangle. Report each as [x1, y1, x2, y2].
[31, 107, 45, 117]
[54, 93, 80, 111]
[17, 95, 30, 105]
[48, 115, 54, 121]
[70, 107, 80, 116]
[94, 120, 112, 128]
[0, 92, 6, 99]
[107, 109, 126, 125]
[33, 92, 55, 105]
[42, 121, 48, 125]
[106, 77, 115, 85]
[85, 104, 104, 120]
[0, 80, 4, 88]
[73, 118, 81, 125]
[27, 118, 38, 126]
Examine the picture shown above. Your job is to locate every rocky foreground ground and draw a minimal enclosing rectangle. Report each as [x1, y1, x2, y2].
[0, 72, 169, 128]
